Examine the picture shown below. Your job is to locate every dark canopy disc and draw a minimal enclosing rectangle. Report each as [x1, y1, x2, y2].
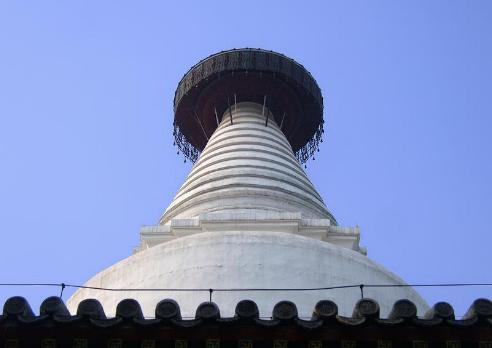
[173, 48, 324, 164]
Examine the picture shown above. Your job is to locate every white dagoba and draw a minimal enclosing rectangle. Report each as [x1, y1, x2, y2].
[68, 102, 428, 318]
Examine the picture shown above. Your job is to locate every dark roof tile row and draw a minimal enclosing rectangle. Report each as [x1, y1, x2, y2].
[2, 296, 492, 329]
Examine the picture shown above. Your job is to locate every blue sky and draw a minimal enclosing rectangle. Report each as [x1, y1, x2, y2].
[0, 1, 491, 316]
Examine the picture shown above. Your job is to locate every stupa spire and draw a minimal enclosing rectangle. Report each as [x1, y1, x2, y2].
[67, 48, 428, 318]
[162, 102, 336, 224]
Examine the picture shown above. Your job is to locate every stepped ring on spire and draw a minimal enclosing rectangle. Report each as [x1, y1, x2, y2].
[173, 48, 324, 164]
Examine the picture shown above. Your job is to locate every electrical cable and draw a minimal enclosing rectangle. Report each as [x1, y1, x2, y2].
[0, 282, 491, 292]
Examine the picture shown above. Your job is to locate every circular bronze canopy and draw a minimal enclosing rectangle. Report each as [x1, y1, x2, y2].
[173, 48, 324, 164]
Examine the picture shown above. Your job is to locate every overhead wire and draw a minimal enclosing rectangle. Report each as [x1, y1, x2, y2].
[1, 282, 491, 292]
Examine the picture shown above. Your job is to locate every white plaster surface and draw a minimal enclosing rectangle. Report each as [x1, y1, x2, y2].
[67, 102, 429, 318]
[68, 231, 428, 318]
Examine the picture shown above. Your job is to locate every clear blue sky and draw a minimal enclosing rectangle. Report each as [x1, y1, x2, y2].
[0, 1, 491, 316]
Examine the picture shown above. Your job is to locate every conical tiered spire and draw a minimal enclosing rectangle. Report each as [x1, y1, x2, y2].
[162, 102, 336, 224]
